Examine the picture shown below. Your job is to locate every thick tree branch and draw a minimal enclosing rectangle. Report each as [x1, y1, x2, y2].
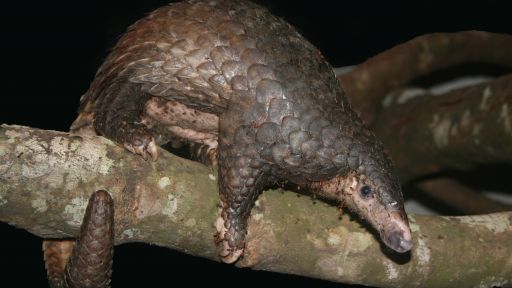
[339, 31, 512, 125]
[370, 74, 512, 181]
[1, 125, 511, 287]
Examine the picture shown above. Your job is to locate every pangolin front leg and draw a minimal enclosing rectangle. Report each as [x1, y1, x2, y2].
[43, 190, 114, 288]
[213, 90, 281, 262]
[215, 138, 261, 262]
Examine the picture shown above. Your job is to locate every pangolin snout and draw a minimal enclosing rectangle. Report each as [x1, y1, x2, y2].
[381, 210, 413, 253]
[384, 229, 412, 253]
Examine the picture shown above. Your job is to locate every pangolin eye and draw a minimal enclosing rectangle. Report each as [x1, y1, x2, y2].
[360, 185, 373, 199]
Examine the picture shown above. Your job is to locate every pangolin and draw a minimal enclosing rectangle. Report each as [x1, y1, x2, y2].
[44, 0, 412, 285]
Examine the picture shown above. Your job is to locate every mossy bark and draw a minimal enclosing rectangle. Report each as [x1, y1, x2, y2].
[1, 124, 511, 287]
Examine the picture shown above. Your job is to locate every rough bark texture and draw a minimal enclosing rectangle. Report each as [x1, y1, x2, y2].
[1, 124, 511, 288]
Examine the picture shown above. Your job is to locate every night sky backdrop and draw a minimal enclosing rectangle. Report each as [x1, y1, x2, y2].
[1, 1, 511, 287]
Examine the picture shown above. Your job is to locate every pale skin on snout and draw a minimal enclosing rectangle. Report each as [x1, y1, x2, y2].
[312, 172, 413, 253]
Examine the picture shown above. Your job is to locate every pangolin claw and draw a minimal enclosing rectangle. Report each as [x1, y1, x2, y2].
[123, 134, 158, 161]
[215, 215, 244, 263]
[218, 242, 244, 264]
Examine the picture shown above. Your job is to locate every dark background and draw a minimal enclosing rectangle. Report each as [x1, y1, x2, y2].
[1, 1, 511, 287]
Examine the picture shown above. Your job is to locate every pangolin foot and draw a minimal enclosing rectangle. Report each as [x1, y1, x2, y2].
[215, 216, 244, 264]
[121, 123, 158, 161]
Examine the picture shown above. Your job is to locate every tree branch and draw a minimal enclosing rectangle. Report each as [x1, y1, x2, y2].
[1, 124, 511, 287]
[339, 31, 512, 125]
[369, 74, 512, 181]
[416, 177, 512, 214]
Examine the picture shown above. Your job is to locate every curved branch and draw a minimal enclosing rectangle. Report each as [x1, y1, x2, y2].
[370, 74, 512, 181]
[416, 178, 512, 214]
[339, 31, 512, 124]
[0, 124, 511, 287]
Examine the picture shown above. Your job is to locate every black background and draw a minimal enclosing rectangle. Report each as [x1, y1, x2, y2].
[1, 1, 511, 287]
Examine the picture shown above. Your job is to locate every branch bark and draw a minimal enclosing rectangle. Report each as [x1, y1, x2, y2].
[339, 31, 512, 125]
[1, 125, 511, 287]
[370, 74, 512, 181]
[416, 178, 512, 214]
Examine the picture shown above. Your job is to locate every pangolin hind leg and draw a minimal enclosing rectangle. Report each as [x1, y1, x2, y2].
[93, 82, 158, 161]
[43, 190, 114, 288]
